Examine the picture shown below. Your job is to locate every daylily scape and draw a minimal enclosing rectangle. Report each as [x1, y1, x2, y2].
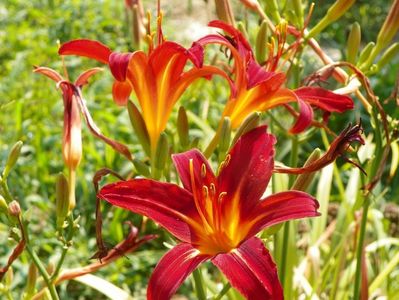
[99, 126, 320, 299]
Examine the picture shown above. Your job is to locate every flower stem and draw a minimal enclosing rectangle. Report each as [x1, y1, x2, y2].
[192, 269, 206, 300]
[25, 245, 59, 300]
[279, 137, 299, 290]
[213, 282, 231, 300]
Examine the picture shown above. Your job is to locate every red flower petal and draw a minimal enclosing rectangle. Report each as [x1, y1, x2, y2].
[212, 237, 283, 300]
[289, 98, 314, 134]
[98, 179, 201, 243]
[74, 67, 103, 87]
[58, 39, 112, 64]
[109, 52, 133, 82]
[187, 42, 204, 68]
[147, 243, 210, 300]
[112, 80, 132, 106]
[172, 149, 216, 193]
[246, 190, 320, 237]
[33, 66, 63, 82]
[294, 86, 354, 113]
[246, 59, 278, 89]
[218, 126, 276, 215]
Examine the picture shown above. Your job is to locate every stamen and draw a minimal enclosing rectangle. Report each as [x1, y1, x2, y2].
[224, 154, 231, 166]
[218, 192, 227, 203]
[201, 164, 207, 178]
[202, 185, 208, 199]
[209, 183, 216, 197]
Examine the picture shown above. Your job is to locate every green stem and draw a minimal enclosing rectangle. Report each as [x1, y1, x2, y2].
[214, 283, 231, 300]
[279, 137, 299, 289]
[353, 197, 369, 300]
[51, 215, 75, 281]
[0, 179, 13, 203]
[192, 269, 206, 300]
[25, 245, 59, 300]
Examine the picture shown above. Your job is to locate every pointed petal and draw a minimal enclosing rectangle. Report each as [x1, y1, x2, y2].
[109, 52, 133, 82]
[172, 149, 216, 192]
[218, 126, 276, 215]
[112, 80, 132, 106]
[212, 237, 283, 300]
[246, 191, 320, 237]
[59, 39, 112, 64]
[246, 60, 278, 89]
[74, 67, 103, 87]
[289, 98, 314, 134]
[33, 66, 63, 82]
[98, 179, 201, 243]
[187, 42, 204, 68]
[148, 243, 210, 300]
[75, 90, 133, 161]
[294, 87, 354, 113]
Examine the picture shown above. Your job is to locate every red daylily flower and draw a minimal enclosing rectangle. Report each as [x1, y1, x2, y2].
[197, 20, 354, 132]
[58, 17, 228, 153]
[98, 126, 320, 299]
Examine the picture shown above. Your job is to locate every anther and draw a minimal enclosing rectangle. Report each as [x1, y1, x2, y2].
[201, 164, 207, 178]
[202, 186, 209, 199]
[218, 192, 227, 203]
[224, 154, 231, 166]
[209, 183, 216, 196]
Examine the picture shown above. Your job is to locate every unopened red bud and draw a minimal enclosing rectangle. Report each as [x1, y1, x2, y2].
[8, 201, 21, 217]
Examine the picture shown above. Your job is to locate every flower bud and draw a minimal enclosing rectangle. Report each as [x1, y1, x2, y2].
[8, 200, 21, 217]
[264, 0, 281, 23]
[255, 20, 269, 64]
[377, 42, 399, 70]
[308, 0, 355, 37]
[215, 0, 236, 26]
[231, 112, 261, 145]
[154, 132, 169, 178]
[56, 173, 70, 228]
[346, 22, 361, 64]
[292, 0, 304, 26]
[376, 0, 399, 52]
[0, 195, 8, 213]
[3, 141, 23, 178]
[357, 42, 375, 67]
[237, 22, 249, 41]
[219, 117, 232, 157]
[177, 106, 189, 149]
[25, 263, 37, 296]
[127, 100, 151, 156]
[292, 149, 321, 191]
[133, 158, 151, 177]
[63, 94, 82, 171]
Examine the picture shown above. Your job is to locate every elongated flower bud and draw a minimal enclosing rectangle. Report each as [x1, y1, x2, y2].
[219, 117, 232, 157]
[133, 159, 150, 177]
[292, 0, 304, 26]
[231, 112, 261, 145]
[25, 263, 37, 297]
[154, 133, 169, 178]
[357, 42, 375, 67]
[8, 200, 21, 217]
[62, 93, 82, 171]
[292, 149, 321, 191]
[346, 22, 361, 64]
[376, 0, 399, 51]
[0, 195, 8, 213]
[56, 173, 70, 228]
[127, 100, 151, 156]
[264, 0, 281, 23]
[215, 0, 235, 26]
[256, 20, 269, 64]
[377, 42, 399, 70]
[3, 141, 23, 178]
[177, 106, 189, 149]
[308, 0, 355, 37]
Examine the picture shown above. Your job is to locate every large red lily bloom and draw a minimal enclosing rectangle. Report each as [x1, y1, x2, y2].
[197, 21, 354, 132]
[99, 126, 320, 299]
[58, 19, 227, 153]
